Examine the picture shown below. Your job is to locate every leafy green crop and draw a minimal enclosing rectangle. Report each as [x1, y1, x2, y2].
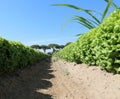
[54, 9, 120, 74]
[0, 37, 49, 75]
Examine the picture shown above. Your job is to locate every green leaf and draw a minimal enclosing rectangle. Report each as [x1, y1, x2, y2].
[102, 0, 113, 22]
[104, 0, 119, 9]
[87, 12, 101, 24]
[53, 4, 101, 25]
[87, 18, 99, 26]
[76, 33, 84, 36]
[74, 16, 95, 29]
[52, 4, 93, 12]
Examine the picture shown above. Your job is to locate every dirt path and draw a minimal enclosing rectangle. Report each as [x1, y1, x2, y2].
[51, 58, 120, 99]
[0, 58, 53, 99]
[1, 57, 120, 99]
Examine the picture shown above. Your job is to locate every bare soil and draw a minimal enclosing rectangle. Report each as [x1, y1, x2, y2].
[0, 57, 120, 99]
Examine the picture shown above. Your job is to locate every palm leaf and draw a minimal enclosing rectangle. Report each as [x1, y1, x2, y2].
[52, 4, 93, 12]
[53, 2, 117, 31]
[73, 16, 96, 29]
[76, 33, 84, 36]
[87, 19, 99, 26]
[87, 12, 101, 24]
[53, 4, 101, 25]
[61, 18, 73, 30]
[61, 16, 96, 30]
[74, 16, 96, 27]
[78, 21, 93, 29]
[104, 0, 119, 9]
[102, 0, 113, 22]
[111, 3, 119, 9]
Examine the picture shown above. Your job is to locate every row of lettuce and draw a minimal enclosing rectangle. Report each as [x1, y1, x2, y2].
[0, 37, 49, 75]
[54, 9, 120, 74]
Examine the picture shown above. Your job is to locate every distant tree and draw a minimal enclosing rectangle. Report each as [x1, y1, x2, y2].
[55, 44, 61, 50]
[31, 44, 41, 49]
[40, 45, 48, 53]
[48, 44, 60, 52]
[47, 52, 52, 55]
[59, 45, 65, 49]
[31, 43, 66, 53]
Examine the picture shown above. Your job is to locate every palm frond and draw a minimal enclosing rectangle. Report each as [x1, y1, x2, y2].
[102, 0, 113, 22]
[52, 1, 118, 34]
[74, 16, 96, 29]
[61, 18, 73, 30]
[76, 33, 84, 36]
[87, 12, 101, 24]
[52, 4, 93, 12]
[87, 19, 99, 26]
[104, 0, 119, 9]
[53, 4, 101, 25]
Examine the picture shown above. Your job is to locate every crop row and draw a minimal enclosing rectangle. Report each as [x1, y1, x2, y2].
[54, 9, 120, 73]
[0, 37, 49, 75]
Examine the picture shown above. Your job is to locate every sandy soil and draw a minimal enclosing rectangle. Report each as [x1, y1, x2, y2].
[0, 57, 120, 99]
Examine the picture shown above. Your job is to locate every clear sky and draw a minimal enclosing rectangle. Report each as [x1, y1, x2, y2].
[0, 0, 119, 46]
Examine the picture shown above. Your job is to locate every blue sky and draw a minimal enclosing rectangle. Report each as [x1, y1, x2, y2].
[0, 0, 119, 46]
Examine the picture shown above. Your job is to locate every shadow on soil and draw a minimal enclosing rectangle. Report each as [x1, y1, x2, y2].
[0, 57, 54, 99]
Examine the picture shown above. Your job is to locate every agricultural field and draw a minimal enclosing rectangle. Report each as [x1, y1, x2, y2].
[1, 9, 120, 99]
[1, 0, 120, 99]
